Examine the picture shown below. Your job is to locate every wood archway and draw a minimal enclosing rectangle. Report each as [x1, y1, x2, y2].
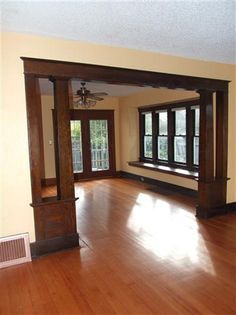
[22, 57, 230, 256]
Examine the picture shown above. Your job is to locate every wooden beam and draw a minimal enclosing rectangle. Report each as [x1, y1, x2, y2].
[21, 57, 229, 92]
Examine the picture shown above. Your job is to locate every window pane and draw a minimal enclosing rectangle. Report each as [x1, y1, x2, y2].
[144, 136, 152, 158]
[90, 120, 109, 171]
[159, 111, 168, 135]
[193, 136, 199, 165]
[145, 113, 152, 135]
[158, 136, 168, 160]
[70, 120, 83, 173]
[195, 108, 199, 136]
[174, 136, 186, 163]
[175, 109, 186, 135]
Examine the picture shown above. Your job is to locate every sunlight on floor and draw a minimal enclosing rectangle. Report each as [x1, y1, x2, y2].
[127, 192, 215, 275]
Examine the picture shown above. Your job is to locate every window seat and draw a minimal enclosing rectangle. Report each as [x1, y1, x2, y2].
[128, 161, 198, 180]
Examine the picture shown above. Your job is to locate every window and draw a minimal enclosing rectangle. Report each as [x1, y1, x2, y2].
[157, 110, 168, 160]
[139, 99, 199, 171]
[192, 106, 199, 166]
[141, 112, 153, 159]
[173, 108, 186, 163]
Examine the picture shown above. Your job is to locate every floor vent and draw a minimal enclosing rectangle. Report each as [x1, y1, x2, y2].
[0, 233, 32, 269]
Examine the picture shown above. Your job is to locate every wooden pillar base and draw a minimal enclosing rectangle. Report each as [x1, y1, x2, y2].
[30, 233, 79, 257]
[30, 198, 79, 256]
[197, 178, 229, 218]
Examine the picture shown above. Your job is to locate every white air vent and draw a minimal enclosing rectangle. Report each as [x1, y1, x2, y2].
[0, 233, 32, 269]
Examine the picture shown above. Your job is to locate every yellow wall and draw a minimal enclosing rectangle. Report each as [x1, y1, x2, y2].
[0, 30, 3, 236]
[41, 95, 120, 179]
[119, 88, 198, 190]
[1, 31, 235, 242]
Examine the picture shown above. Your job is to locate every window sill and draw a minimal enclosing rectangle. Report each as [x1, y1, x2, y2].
[128, 161, 198, 180]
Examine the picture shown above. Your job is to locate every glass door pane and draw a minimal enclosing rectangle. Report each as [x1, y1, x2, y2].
[70, 120, 83, 173]
[90, 120, 109, 171]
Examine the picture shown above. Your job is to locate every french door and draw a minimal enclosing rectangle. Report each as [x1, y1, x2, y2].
[70, 110, 116, 180]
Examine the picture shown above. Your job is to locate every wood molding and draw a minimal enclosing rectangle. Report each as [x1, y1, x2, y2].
[41, 178, 57, 187]
[21, 57, 229, 92]
[31, 198, 78, 242]
[196, 202, 236, 219]
[24, 75, 43, 203]
[21, 57, 232, 250]
[120, 171, 197, 197]
[42, 173, 121, 187]
[30, 233, 79, 257]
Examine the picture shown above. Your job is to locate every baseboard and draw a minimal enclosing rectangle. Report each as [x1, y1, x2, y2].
[120, 171, 197, 198]
[30, 233, 80, 257]
[42, 173, 121, 186]
[41, 177, 57, 187]
[196, 202, 236, 219]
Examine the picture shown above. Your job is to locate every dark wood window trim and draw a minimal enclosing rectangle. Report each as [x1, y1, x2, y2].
[139, 98, 200, 173]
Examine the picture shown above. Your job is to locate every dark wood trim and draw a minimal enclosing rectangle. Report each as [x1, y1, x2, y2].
[53, 78, 75, 199]
[31, 198, 78, 241]
[198, 90, 214, 182]
[215, 90, 228, 204]
[42, 173, 121, 187]
[22, 57, 231, 252]
[138, 98, 200, 111]
[196, 202, 236, 219]
[120, 171, 197, 198]
[70, 109, 116, 180]
[24, 75, 43, 203]
[41, 177, 57, 187]
[38, 96, 45, 179]
[128, 161, 198, 180]
[139, 99, 199, 171]
[30, 233, 79, 257]
[21, 57, 229, 92]
[197, 90, 218, 212]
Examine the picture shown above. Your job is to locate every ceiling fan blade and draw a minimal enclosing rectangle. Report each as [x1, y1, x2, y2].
[88, 92, 108, 97]
[87, 95, 104, 101]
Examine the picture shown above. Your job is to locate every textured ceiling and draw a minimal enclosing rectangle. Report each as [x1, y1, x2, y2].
[1, 0, 236, 64]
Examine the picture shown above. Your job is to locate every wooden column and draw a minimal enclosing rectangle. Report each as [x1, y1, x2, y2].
[197, 89, 228, 217]
[29, 77, 79, 256]
[215, 90, 229, 204]
[197, 90, 215, 217]
[24, 75, 42, 204]
[53, 78, 75, 199]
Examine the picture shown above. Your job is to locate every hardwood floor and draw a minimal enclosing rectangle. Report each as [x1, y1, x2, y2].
[1, 178, 236, 314]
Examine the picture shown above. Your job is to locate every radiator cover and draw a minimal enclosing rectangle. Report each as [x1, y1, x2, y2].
[0, 233, 32, 269]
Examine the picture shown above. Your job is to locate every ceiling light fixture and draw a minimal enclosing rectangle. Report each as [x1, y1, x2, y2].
[73, 82, 107, 108]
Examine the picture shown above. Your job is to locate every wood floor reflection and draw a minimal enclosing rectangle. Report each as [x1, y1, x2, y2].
[1, 178, 236, 314]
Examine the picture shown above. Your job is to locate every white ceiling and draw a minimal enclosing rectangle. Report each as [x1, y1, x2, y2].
[39, 78, 149, 96]
[1, 0, 236, 64]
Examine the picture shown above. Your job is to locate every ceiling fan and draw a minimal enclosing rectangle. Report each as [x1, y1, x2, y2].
[73, 82, 108, 108]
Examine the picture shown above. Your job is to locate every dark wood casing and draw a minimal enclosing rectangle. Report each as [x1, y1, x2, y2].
[22, 57, 230, 255]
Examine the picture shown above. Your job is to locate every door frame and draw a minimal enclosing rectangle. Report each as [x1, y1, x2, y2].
[70, 109, 116, 180]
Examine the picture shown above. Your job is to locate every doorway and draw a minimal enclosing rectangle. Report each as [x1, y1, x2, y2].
[70, 110, 116, 180]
